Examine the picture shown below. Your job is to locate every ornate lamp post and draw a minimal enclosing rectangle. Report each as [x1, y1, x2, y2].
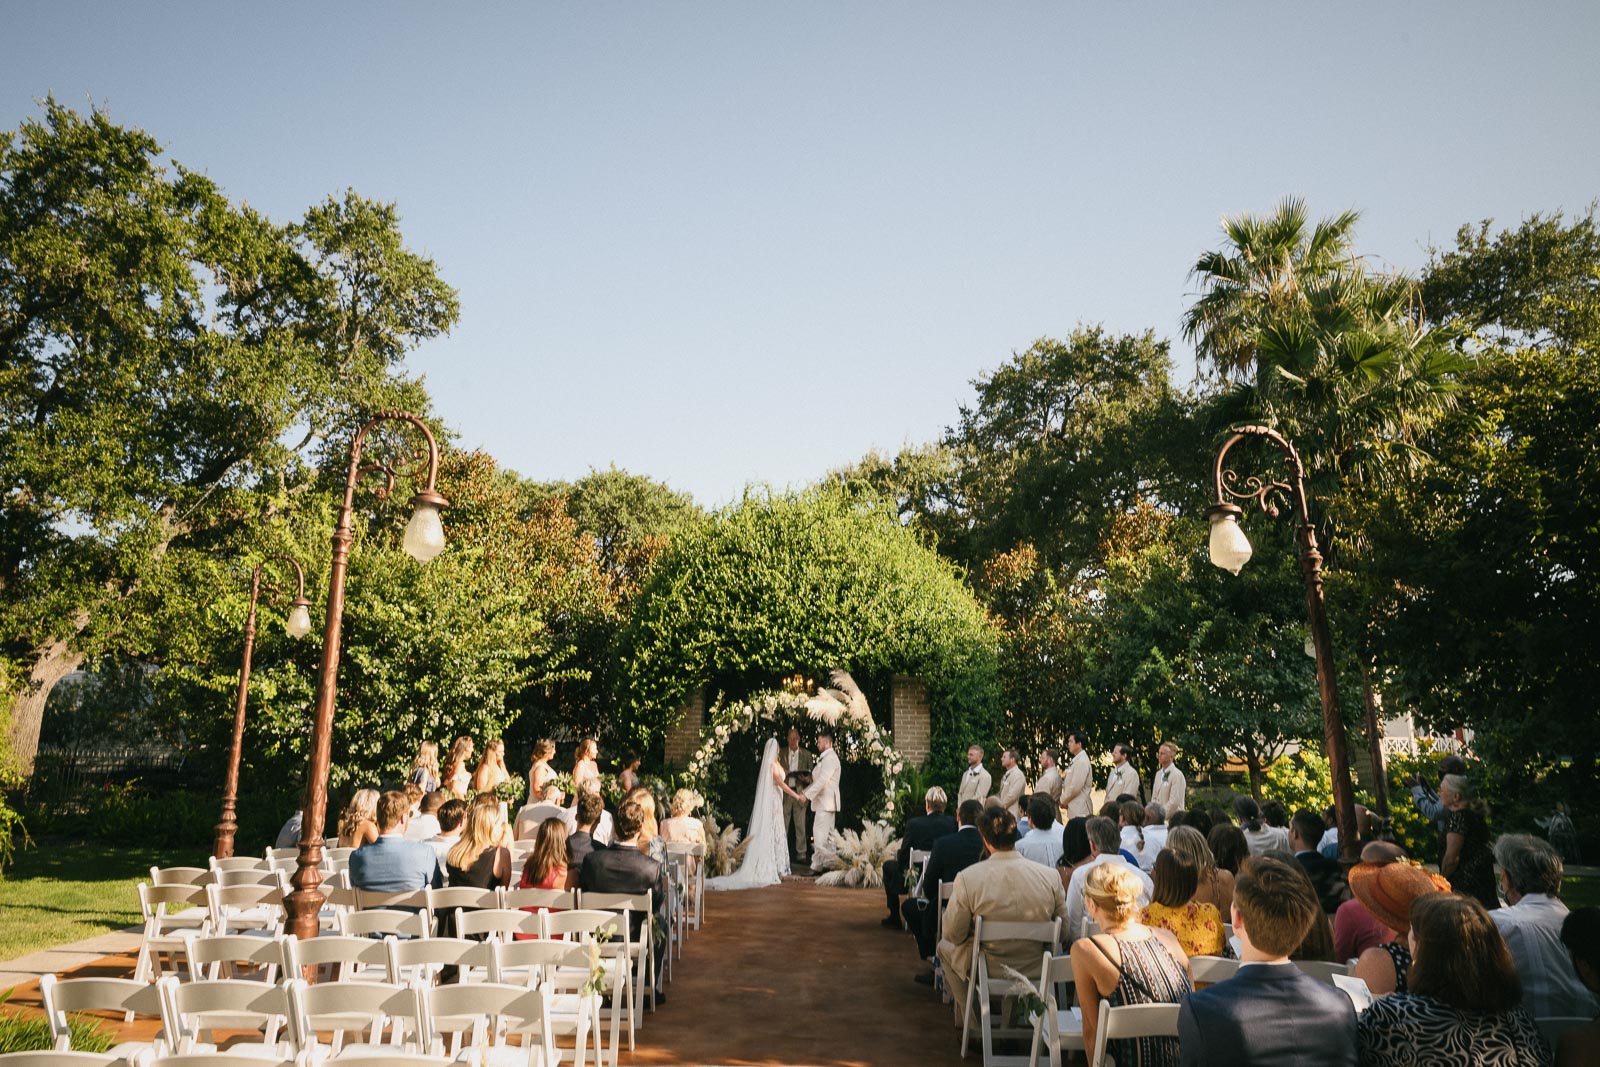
[285, 411, 449, 940]
[1204, 425, 1359, 866]
[213, 555, 314, 859]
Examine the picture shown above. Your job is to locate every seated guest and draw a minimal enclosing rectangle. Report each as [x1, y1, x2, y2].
[518, 815, 569, 892]
[1141, 849, 1225, 957]
[1349, 854, 1449, 995]
[564, 779, 615, 845]
[1138, 801, 1169, 871]
[1016, 793, 1063, 869]
[349, 789, 443, 892]
[429, 798, 467, 867]
[883, 786, 958, 928]
[1268, 850, 1338, 963]
[1290, 808, 1348, 913]
[1185, 808, 1214, 838]
[1558, 907, 1600, 1067]
[1356, 893, 1550, 1067]
[338, 788, 381, 848]
[658, 788, 707, 876]
[1168, 825, 1233, 919]
[1207, 822, 1249, 877]
[405, 790, 447, 842]
[1065, 816, 1155, 941]
[403, 781, 425, 817]
[1333, 842, 1406, 963]
[471, 790, 514, 848]
[1260, 798, 1290, 839]
[566, 791, 605, 876]
[1074, 863, 1192, 1063]
[1055, 816, 1094, 894]
[625, 785, 660, 852]
[1178, 856, 1357, 1066]
[1117, 800, 1145, 864]
[579, 799, 670, 998]
[1236, 795, 1289, 855]
[275, 809, 303, 850]
[907, 799, 986, 976]
[514, 785, 568, 841]
[937, 806, 1069, 1013]
[1491, 833, 1600, 1019]
[446, 802, 512, 890]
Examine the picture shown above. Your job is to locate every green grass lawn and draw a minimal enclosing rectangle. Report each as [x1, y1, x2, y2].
[1565, 875, 1600, 908]
[0, 843, 198, 962]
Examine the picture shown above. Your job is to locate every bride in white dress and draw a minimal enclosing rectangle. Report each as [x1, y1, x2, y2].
[707, 737, 805, 891]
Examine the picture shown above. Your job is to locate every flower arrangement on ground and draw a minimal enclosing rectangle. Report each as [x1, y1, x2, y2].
[815, 820, 902, 889]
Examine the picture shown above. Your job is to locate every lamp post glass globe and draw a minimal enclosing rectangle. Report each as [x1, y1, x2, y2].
[1207, 509, 1253, 575]
[402, 499, 446, 562]
[285, 601, 314, 639]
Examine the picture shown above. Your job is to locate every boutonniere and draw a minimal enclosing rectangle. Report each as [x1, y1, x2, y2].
[1160, 768, 1170, 783]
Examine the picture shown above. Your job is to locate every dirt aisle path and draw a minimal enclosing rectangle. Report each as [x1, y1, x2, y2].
[630, 876, 966, 1066]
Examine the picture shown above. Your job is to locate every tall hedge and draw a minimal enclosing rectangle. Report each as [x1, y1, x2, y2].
[612, 488, 999, 772]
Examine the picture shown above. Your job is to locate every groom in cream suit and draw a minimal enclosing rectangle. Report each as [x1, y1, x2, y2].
[804, 729, 841, 872]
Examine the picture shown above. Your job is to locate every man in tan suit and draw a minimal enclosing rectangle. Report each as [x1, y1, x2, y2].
[956, 744, 992, 807]
[937, 806, 1069, 1013]
[1149, 741, 1186, 816]
[1034, 749, 1062, 806]
[1104, 742, 1141, 804]
[780, 727, 815, 862]
[1061, 731, 1093, 820]
[995, 749, 1026, 817]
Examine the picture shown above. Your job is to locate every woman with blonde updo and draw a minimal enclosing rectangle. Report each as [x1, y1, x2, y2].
[527, 739, 557, 797]
[337, 788, 381, 848]
[1070, 862, 1192, 1066]
[659, 788, 707, 873]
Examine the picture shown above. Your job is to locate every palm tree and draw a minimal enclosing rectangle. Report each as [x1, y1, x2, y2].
[1183, 196, 1361, 381]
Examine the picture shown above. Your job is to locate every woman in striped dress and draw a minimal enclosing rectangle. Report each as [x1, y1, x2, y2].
[1071, 861, 1193, 1066]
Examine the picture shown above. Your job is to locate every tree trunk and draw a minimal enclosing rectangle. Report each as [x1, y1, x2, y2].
[1363, 671, 1390, 818]
[1244, 748, 1266, 800]
[5, 637, 84, 777]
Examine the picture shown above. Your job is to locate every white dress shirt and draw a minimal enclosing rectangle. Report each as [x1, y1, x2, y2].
[1137, 824, 1168, 871]
[1017, 826, 1064, 868]
[1491, 893, 1600, 1019]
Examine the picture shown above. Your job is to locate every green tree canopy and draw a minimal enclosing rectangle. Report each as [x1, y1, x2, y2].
[611, 488, 999, 772]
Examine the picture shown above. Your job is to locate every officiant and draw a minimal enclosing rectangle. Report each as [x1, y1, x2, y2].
[782, 726, 815, 863]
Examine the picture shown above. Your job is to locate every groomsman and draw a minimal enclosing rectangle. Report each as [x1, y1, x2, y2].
[1034, 749, 1063, 805]
[996, 749, 1026, 817]
[1061, 731, 1093, 819]
[957, 744, 992, 807]
[1150, 741, 1186, 816]
[1105, 742, 1141, 803]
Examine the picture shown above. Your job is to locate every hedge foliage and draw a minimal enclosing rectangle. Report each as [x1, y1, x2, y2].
[612, 488, 1000, 772]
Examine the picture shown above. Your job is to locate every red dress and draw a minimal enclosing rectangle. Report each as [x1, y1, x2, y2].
[513, 859, 568, 940]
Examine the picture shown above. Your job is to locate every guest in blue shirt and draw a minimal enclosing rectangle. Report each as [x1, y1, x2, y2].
[348, 789, 444, 893]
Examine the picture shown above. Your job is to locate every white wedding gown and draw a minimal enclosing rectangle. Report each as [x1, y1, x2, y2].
[706, 738, 791, 891]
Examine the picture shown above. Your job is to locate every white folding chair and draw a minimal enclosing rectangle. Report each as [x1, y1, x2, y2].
[661, 843, 704, 932]
[423, 887, 499, 936]
[320, 847, 354, 873]
[339, 909, 431, 940]
[423, 983, 556, 1066]
[1188, 955, 1240, 985]
[184, 933, 284, 983]
[209, 856, 269, 873]
[579, 892, 656, 1014]
[148, 1059, 295, 1067]
[352, 889, 429, 913]
[908, 848, 932, 887]
[286, 979, 428, 1058]
[205, 884, 284, 937]
[212, 869, 286, 889]
[935, 881, 956, 1001]
[386, 937, 495, 986]
[281, 934, 392, 985]
[265, 847, 300, 863]
[149, 867, 214, 888]
[38, 974, 169, 1060]
[0, 1056, 126, 1067]
[488, 941, 603, 1067]
[134, 884, 211, 983]
[1089, 1002, 1181, 1067]
[501, 888, 578, 912]
[1026, 953, 1084, 1067]
[158, 975, 294, 1057]
[454, 908, 539, 943]
[960, 917, 1063, 1065]
[1292, 959, 1351, 985]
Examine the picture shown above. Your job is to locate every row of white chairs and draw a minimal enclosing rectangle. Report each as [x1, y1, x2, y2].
[38, 971, 584, 1067]
[3, 1055, 448, 1067]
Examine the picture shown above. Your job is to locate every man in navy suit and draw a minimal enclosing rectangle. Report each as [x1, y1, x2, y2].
[906, 798, 986, 975]
[348, 790, 444, 893]
[882, 786, 959, 928]
[1178, 856, 1357, 1066]
[1291, 808, 1348, 913]
[579, 798, 669, 1002]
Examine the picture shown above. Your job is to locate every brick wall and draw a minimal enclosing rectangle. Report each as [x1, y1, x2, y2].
[890, 675, 930, 765]
[662, 688, 706, 769]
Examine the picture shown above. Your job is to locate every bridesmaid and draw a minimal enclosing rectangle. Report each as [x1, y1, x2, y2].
[528, 739, 557, 798]
[571, 738, 600, 797]
[408, 741, 440, 795]
[472, 738, 510, 794]
[444, 736, 474, 795]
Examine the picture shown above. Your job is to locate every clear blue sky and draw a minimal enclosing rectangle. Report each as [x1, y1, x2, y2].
[5, 3, 1597, 505]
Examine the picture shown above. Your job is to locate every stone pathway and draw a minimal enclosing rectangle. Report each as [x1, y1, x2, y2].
[0, 879, 969, 1066]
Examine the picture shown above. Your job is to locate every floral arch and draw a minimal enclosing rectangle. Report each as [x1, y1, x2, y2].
[681, 687, 909, 823]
